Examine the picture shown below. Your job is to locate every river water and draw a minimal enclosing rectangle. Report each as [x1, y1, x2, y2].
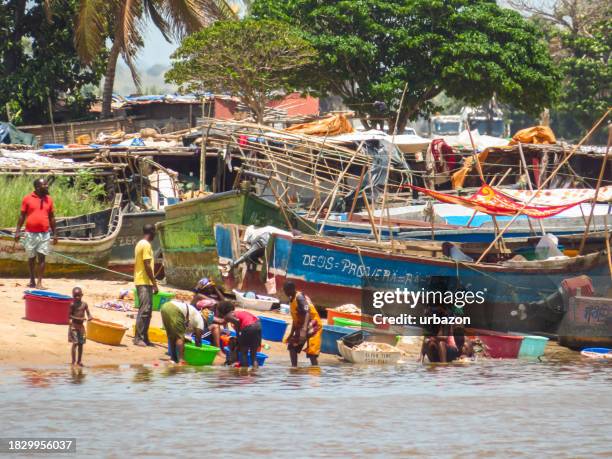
[3, 345, 612, 458]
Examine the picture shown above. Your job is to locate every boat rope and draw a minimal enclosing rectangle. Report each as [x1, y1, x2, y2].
[0, 229, 133, 280]
[46, 251, 133, 280]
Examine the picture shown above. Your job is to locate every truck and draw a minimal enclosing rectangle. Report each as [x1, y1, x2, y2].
[430, 103, 506, 138]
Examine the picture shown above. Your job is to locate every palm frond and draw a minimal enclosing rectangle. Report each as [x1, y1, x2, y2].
[123, 50, 143, 92]
[144, 0, 172, 42]
[75, 0, 109, 63]
[164, 0, 237, 39]
[114, 0, 142, 54]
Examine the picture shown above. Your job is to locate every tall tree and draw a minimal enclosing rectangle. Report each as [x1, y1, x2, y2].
[165, 18, 316, 124]
[252, 0, 560, 133]
[1, 0, 105, 125]
[72, 0, 237, 118]
[509, 0, 610, 140]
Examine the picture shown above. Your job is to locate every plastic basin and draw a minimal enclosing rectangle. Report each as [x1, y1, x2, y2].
[510, 333, 549, 358]
[24, 290, 72, 325]
[259, 316, 288, 342]
[326, 309, 371, 325]
[321, 325, 357, 355]
[132, 325, 168, 344]
[332, 317, 376, 329]
[184, 343, 220, 366]
[478, 334, 523, 358]
[87, 319, 127, 346]
[223, 347, 268, 366]
[133, 289, 175, 311]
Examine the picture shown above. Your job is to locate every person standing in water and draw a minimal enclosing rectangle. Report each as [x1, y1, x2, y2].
[283, 281, 322, 367]
[68, 287, 92, 366]
[133, 224, 158, 347]
[15, 178, 58, 289]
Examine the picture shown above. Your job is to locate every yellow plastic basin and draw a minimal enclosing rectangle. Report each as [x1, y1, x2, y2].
[87, 319, 127, 346]
[131, 325, 167, 344]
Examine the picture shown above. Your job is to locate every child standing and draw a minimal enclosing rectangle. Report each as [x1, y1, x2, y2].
[68, 287, 92, 366]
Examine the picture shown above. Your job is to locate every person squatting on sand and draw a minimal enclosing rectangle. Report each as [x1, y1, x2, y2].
[161, 299, 205, 364]
[15, 178, 58, 289]
[68, 287, 92, 367]
[283, 281, 322, 367]
[216, 301, 262, 369]
[133, 224, 158, 347]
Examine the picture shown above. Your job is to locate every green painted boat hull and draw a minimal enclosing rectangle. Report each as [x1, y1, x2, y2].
[158, 190, 310, 289]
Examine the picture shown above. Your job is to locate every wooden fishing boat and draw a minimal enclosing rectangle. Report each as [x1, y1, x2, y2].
[158, 186, 312, 289]
[0, 195, 122, 277]
[558, 296, 612, 350]
[268, 233, 610, 334]
[108, 210, 165, 274]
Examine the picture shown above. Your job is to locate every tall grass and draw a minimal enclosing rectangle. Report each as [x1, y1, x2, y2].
[0, 175, 107, 229]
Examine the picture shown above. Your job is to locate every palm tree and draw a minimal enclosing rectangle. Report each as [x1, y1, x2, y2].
[71, 0, 237, 118]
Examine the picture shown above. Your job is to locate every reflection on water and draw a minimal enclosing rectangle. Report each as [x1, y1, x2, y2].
[3, 346, 612, 458]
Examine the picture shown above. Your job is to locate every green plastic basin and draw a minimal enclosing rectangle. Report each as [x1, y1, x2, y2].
[133, 289, 175, 311]
[184, 343, 220, 366]
[333, 317, 376, 329]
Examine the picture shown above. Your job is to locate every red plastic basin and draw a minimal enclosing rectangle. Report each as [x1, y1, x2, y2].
[24, 293, 71, 325]
[478, 333, 523, 358]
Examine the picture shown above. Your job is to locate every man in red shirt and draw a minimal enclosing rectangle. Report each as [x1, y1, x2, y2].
[15, 179, 58, 288]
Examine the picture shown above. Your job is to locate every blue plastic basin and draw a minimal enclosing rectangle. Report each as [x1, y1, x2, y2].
[321, 325, 356, 355]
[582, 347, 612, 354]
[222, 347, 268, 366]
[259, 316, 288, 342]
[24, 289, 72, 300]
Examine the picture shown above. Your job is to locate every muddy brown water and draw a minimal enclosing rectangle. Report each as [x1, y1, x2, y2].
[2, 344, 612, 458]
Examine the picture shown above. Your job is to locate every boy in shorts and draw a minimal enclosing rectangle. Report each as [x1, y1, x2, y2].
[69, 287, 92, 366]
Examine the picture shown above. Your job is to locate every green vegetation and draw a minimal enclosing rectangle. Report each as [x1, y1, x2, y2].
[166, 18, 316, 124]
[0, 0, 105, 125]
[252, 0, 560, 133]
[72, 0, 237, 117]
[0, 175, 107, 229]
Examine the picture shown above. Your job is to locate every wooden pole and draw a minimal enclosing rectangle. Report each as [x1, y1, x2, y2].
[466, 126, 485, 182]
[380, 83, 409, 227]
[348, 164, 368, 221]
[604, 212, 612, 282]
[362, 189, 380, 243]
[47, 96, 57, 143]
[476, 108, 611, 263]
[317, 150, 360, 235]
[465, 121, 503, 249]
[578, 124, 612, 254]
[517, 142, 546, 235]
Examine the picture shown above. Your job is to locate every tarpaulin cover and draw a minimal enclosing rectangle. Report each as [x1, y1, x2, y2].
[500, 187, 612, 205]
[409, 184, 588, 219]
[509, 125, 556, 145]
[285, 114, 354, 136]
[0, 122, 37, 146]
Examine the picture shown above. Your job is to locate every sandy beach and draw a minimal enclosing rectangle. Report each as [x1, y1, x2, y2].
[0, 277, 337, 367]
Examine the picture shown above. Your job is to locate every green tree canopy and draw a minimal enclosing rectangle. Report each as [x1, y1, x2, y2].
[0, 0, 105, 125]
[165, 18, 316, 123]
[511, 1, 611, 140]
[252, 0, 560, 132]
[556, 19, 611, 138]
